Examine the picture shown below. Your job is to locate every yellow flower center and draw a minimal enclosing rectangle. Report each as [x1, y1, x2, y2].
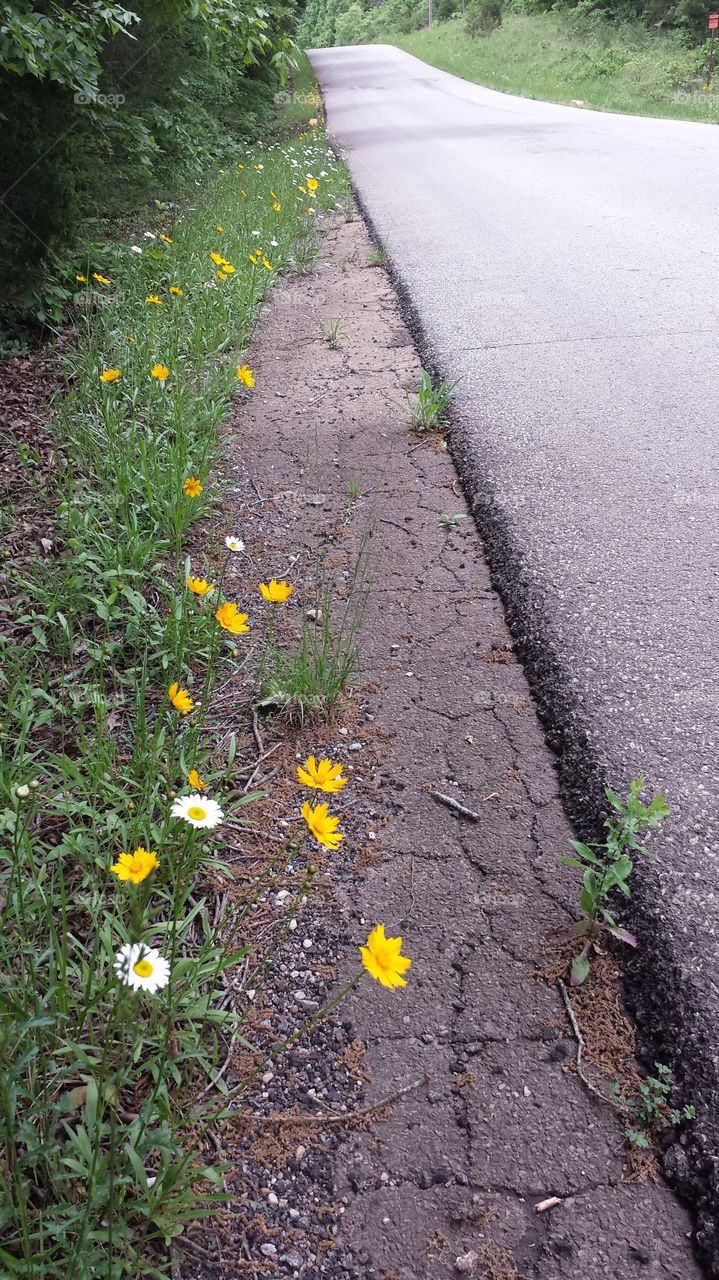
[133, 958, 153, 978]
[188, 805, 206, 821]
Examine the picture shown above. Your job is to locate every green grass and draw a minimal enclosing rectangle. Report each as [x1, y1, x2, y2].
[0, 127, 348, 1279]
[389, 12, 719, 124]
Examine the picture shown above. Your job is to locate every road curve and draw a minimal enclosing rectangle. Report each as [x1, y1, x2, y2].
[309, 43, 719, 1268]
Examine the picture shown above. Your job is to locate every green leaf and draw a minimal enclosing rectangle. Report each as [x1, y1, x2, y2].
[570, 949, 591, 986]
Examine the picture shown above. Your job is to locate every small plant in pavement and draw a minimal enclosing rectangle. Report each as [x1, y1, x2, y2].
[440, 512, 466, 529]
[562, 776, 669, 985]
[367, 245, 387, 266]
[403, 368, 462, 433]
[609, 1063, 696, 1149]
[322, 317, 346, 349]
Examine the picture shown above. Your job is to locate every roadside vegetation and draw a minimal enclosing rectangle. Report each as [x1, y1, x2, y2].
[300, 0, 719, 124]
[0, 122, 415, 1277]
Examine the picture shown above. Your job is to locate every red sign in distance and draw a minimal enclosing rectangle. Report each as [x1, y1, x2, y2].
[710, 12, 719, 28]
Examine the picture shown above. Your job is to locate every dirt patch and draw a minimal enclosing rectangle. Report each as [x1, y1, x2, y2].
[173, 209, 705, 1279]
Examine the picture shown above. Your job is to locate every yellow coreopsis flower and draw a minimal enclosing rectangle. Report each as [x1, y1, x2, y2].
[215, 601, 250, 635]
[236, 365, 254, 388]
[187, 574, 215, 596]
[168, 285, 183, 296]
[92, 272, 111, 285]
[211, 251, 225, 265]
[99, 368, 121, 383]
[306, 207, 315, 217]
[183, 476, 203, 498]
[248, 252, 259, 266]
[188, 768, 205, 791]
[262, 257, 272, 271]
[75, 274, 87, 283]
[110, 846, 159, 884]
[360, 924, 411, 990]
[222, 261, 236, 275]
[259, 579, 292, 603]
[146, 295, 163, 305]
[301, 801, 343, 851]
[272, 201, 281, 212]
[215, 224, 224, 232]
[160, 234, 173, 244]
[151, 363, 170, 381]
[168, 682, 194, 714]
[217, 270, 227, 281]
[306, 178, 319, 193]
[297, 755, 347, 793]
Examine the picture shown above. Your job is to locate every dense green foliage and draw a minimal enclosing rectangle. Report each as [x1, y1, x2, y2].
[0, 0, 301, 328]
[300, 0, 712, 50]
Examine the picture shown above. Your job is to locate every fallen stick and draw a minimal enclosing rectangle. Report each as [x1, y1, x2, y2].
[556, 979, 622, 1111]
[431, 790, 480, 821]
[231, 1074, 428, 1127]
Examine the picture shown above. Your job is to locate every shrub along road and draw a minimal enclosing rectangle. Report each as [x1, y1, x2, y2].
[309, 43, 719, 1271]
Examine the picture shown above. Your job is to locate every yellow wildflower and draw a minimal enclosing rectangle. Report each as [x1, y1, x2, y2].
[217, 270, 227, 281]
[187, 574, 215, 596]
[297, 755, 347, 793]
[240, 189, 247, 198]
[168, 285, 183, 296]
[223, 262, 236, 274]
[188, 768, 205, 791]
[151, 363, 170, 381]
[92, 272, 111, 285]
[360, 925, 411, 990]
[262, 257, 272, 271]
[306, 207, 315, 217]
[168, 682, 194, 714]
[75, 274, 86, 283]
[111, 846, 159, 885]
[99, 368, 121, 383]
[259, 579, 292, 603]
[146, 295, 163, 305]
[301, 801, 343, 851]
[215, 601, 250, 634]
[211, 251, 225, 265]
[307, 178, 319, 193]
[236, 365, 254, 388]
[215, 224, 224, 232]
[272, 201, 281, 212]
[248, 252, 259, 265]
[183, 476, 203, 498]
[160, 234, 173, 244]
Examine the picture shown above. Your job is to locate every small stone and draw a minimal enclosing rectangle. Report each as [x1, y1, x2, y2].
[289, 919, 297, 931]
[296, 1145, 306, 1161]
[432, 1166, 453, 1185]
[289, 1207, 300, 1220]
[349, 741, 362, 751]
[338, 727, 349, 736]
[454, 1251, 478, 1274]
[260, 1243, 277, 1257]
[285, 1251, 303, 1269]
[267, 1191, 279, 1207]
[262, 1071, 274, 1084]
[303, 939, 313, 949]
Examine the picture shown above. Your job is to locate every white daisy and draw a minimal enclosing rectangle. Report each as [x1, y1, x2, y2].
[225, 535, 245, 552]
[143, 231, 156, 240]
[171, 793, 224, 828]
[114, 943, 170, 993]
[252, 229, 260, 236]
[130, 245, 143, 254]
[270, 238, 278, 247]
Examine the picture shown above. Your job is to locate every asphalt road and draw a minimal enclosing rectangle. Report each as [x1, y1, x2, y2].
[309, 43, 719, 1269]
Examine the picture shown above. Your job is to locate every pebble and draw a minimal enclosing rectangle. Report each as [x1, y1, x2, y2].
[285, 1251, 303, 1269]
[260, 1243, 277, 1257]
[267, 1191, 279, 1207]
[303, 938, 313, 949]
[289, 1207, 301, 1220]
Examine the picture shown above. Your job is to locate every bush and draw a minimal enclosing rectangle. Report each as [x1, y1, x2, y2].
[466, 0, 503, 34]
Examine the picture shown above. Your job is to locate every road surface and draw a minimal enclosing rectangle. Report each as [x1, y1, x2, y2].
[309, 43, 719, 1268]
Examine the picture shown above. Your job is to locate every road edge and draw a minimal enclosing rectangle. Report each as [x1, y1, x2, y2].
[346, 176, 719, 1275]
